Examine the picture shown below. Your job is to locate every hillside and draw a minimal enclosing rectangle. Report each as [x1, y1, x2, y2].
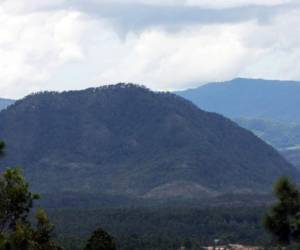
[0, 98, 14, 111]
[176, 78, 300, 123]
[0, 84, 297, 199]
[235, 118, 300, 149]
[235, 118, 300, 169]
[176, 78, 300, 169]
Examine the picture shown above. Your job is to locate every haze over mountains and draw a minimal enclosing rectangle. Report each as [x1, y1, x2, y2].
[177, 78, 300, 169]
[0, 84, 296, 200]
[0, 98, 14, 111]
[177, 78, 300, 124]
[235, 118, 300, 169]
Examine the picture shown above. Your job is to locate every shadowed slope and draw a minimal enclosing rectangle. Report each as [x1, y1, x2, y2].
[0, 84, 297, 198]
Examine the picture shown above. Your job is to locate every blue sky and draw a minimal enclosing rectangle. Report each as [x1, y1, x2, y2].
[1, 0, 300, 98]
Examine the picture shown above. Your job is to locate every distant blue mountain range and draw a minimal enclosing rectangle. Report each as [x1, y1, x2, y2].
[0, 98, 14, 111]
[176, 78, 300, 123]
[176, 78, 300, 169]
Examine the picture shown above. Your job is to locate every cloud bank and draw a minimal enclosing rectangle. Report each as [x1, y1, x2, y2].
[0, 0, 300, 98]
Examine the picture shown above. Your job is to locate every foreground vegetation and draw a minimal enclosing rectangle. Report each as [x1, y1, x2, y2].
[3, 140, 300, 249]
[0, 142, 115, 250]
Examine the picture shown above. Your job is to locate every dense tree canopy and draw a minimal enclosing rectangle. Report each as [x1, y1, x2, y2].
[0, 84, 296, 197]
[0, 168, 39, 232]
[0, 168, 62, 250]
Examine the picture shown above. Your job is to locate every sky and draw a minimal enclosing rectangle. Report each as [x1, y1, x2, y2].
[1, 0, 300, 98]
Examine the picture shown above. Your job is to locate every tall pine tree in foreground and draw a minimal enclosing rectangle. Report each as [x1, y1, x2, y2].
[0, 140, 117, 250]
[0, 141, 63, 250]
[264, 177, 300, 249]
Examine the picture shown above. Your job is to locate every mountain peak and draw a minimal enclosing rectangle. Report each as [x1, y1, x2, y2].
[0, 84, 297, 198]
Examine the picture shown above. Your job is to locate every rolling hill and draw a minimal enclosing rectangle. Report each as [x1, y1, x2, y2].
[0, 84, 297, 199]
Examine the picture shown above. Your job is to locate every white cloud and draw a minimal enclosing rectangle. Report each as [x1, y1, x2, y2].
[0, 5, 88, 97]
[0, 0, 300, 98]
[240, 10, 300, 80]
[94, 24, 253, 90]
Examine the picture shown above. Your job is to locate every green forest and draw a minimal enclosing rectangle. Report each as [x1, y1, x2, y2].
[0, 140, 270, 249]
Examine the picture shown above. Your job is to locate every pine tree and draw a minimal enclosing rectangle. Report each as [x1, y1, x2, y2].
[0, 141, 62, 250]
[263, 177, 300, 247]
[84, 228, 116, 250]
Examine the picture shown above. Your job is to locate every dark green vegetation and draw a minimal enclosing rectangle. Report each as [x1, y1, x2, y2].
[48, 206, 269, 250]
[0, 141, 116, 250]
[0, 142, 60, 249]
[0, 141, 275, 250]
[264, 177, 300, 248]
[0, 141, 4, 157]
[0, 98, 14, 111]
[176, 78, 300, 170]
[0, 156, 272, 250]
[84, 228, 116, 250]
[0, 84, 297, 200]
[1, 83, 300, 249]
[0, 168, 62, 250]
[0, 160, 290, 250]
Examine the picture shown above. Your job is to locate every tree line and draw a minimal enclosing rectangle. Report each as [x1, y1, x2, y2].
[2, 139, 300, 249]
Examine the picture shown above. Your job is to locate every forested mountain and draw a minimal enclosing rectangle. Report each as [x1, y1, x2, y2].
[176, 78, 300, 170]
[0, 98, 14, 111]
[49, 206, 268, 250]
[235, 118, 300, 149]
[0, 84, 297, 199]
[176, 78, 300, 123]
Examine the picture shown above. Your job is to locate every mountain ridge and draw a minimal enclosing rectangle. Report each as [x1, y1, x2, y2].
[176, 78, 300, 169]
[176, 78, 300, 123]
[0, 83, 297, 199]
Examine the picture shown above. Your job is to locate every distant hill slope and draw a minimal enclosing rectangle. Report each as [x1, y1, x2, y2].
[0, 98, 14, 111]
[235, 118, 300, 149]
[175, 78, 300, 169]
[234, 118, 300, 169]
[0, 84, 297, 198]
[176, 78, 300, 123]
